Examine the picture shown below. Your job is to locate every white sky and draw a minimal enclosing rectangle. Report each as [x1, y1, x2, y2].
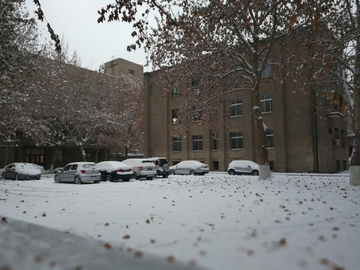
[1, 172, 359, 270]
[25, 0, 152, 71]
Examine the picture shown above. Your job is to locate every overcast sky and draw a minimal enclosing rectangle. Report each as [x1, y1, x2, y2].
[25, 0, 152, 72]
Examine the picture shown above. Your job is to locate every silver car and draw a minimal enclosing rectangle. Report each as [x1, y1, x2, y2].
[170, 160, 209, 175]
[122, 158, 156, 180]
[54, 162, 101, 184]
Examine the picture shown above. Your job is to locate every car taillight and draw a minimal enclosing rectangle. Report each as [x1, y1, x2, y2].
[138, 166, 143, 171]
[80, 170, 86, 174]
[115, 169, 121, 172]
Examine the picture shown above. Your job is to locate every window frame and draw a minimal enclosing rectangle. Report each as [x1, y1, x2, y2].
[192, 105, 203, 122]
[172, 109, 179, 125]
[266, 129, 274, 148]
[171, 81, 181, 97]
[229, 98, 243, 117]
[172, 137, 182, 152]
[260, 93, 273, 113]
[212, 134, 218, 151]
[192, 135, 203, 151]
[230, 132, 243, 150]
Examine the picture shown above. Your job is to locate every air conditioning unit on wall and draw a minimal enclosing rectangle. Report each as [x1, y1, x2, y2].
[333, 139, 340, 147]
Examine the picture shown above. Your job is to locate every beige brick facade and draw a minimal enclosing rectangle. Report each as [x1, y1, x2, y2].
[143, 69, 349, 173]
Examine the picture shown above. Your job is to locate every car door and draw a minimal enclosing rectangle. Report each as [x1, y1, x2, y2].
[173, 163, 181, 174]
[69, 164, 78, 182]
[59, 164, 71, 182]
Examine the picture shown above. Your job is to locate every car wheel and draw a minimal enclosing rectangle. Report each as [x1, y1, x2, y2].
[74, 176, 82, 184]
[170, 170, 175, 175]
[94, 181, 100, 183]
[190, 169, 196, 175]
[106, 174, 112, 182]
[228, 169, 235, 175]
[146, 177, 153, 180]
[163, 174, 168, 178]
[54, 176, 60, 183]
[252, 170, 259, 176]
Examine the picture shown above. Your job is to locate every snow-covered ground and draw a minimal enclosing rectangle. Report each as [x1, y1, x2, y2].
[1, 172, 359, 270]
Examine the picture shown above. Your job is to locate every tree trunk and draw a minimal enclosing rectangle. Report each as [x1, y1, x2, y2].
[49, 148, 57, 173]
[252, 85, 271, 180]
[95, 145, 99, 163]
[350, 34, 360, 186]
[79, 144, 87, 162]
[3, 142, 10, 167]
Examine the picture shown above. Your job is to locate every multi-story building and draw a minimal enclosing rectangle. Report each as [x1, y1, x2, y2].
[142, 65, 349, 173]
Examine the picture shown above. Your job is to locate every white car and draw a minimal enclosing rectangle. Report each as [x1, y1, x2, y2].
[28, 163, 49, 174]
[1, 163, 42, 180]
[227, 160, 259, 175]
[170, 160, 209, 175]
[96, 161, 134, 182]
[122, 158, 156, 180]
[54, 162, 101, 184]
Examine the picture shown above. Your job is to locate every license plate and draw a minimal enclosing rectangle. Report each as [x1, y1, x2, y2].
[31, 175, 36, 177]
[147, 168, 153, 171]
[91, 175, 97, 178]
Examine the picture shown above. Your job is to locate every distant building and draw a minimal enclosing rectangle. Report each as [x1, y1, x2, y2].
[0, 58, 144, 169]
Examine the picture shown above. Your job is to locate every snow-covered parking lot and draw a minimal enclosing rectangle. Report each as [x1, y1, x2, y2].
[1, 172, 359, 270]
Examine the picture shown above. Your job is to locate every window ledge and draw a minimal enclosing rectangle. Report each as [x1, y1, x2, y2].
[326, 112, 344, 118]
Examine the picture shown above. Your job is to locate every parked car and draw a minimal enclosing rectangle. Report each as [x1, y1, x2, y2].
[54, 162, 101, 184]
[227, 160, 259, 175]
[122, 158, 156, 180]
[170, 160, 209, 175]
[1, 163, 41, 180]
[96, 161, 134, 182]
[147, 157, 171, 178]
[28, 163, 49, 174]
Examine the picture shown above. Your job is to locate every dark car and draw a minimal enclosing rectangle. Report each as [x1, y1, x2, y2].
[96, 161, 134, 182]
[1, 163, 41, 180]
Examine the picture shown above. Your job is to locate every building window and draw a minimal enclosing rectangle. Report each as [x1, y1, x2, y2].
[260, 93, 272, 113]
[172, 137, 182, 152]
[343, 159, 347, 170]
[192, 106, 203, 122]
[229, 99, 242, 117]
[172, 109, 179, 125]
[230, 132, 243, 150]
[192, 79, 201, 95]
[269, 160, 274, 171]
[336, 160, 341, 171]
[171, 82, 181, 96]
[25, 148, 45, 165]
[212, 134, 218, 151]
[266, 129, 274, 148]
[341, 130, 345, 148]
[129, 69, 134, 75]
[213, 161, 219, 171]
[192, 135, 203, 151]
[259, 60, 272, 78]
